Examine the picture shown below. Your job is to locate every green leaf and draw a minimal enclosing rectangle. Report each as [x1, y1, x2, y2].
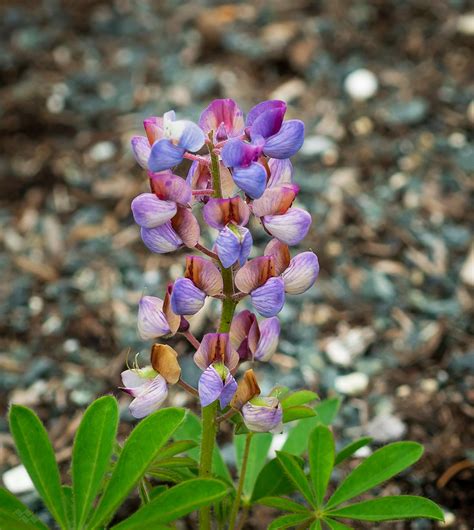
[72, 396, 119, 529]
[251, 457, 302, 501]
[110, 478, 228, 528]
[62, 485, 74, 529]
[334, 437, 372, 466]
[173, 411, 232, 483]
[326, 496, 444, 521]
[326, 441, 424, 509]
[310, 521, 322, 530]
[323, 518, 353, 529]
[150, 456, 198, 469]
[282, 397, 341, 455]
[154, 440, 197, 460]
[276, 451, 315, 506]
[281, 390, 319, 409]
[258, 496, 309, 513]
[268, 513, 314, 529]
[9, 405, 68, 529]
[235, 433, 272, 498]
[0, 488, 49, 530]
[283, 406, 316, 423]
[149, 485, 168, 500]
[88, 407, 185, 528]
[309, 425, 335, 506]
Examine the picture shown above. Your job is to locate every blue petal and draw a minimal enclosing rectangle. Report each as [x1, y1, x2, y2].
[177, 121, 206, 152]
[232, 162, 267, 199]
[140, 223, 182, 253]
[198, 366, 224, 407]
[220, 371, 237, 408]
[215, 227, 241, 269]
[251, 276, 285, 317]
[148, 139, 185, 172]
[238, 227, 253, 266]
[263, 120, 305, 159]
[171, 278, 206, 315]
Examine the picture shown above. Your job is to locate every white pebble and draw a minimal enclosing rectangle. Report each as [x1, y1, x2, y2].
[366, 413, 407, 442]
[335, 372, 369, 396]
[344, 69, 378, 101]
[3, 465, 35, 494]
[457, 12, 474, 35]
[88, 141, 116, 162]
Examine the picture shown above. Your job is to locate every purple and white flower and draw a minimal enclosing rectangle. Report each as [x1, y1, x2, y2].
[137, 285, 180, 340]
[199, 98, 245, 142]
[230, 310, 280, 362]
[171, 256, 223, 315]
[198, 363, 237, 408]
[193, 332, 240, 372]
[121, 368, 168, 419]
[242, 396, 283, 433]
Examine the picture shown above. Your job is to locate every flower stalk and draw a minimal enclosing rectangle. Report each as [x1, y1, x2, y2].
[228, 432, 253, 529]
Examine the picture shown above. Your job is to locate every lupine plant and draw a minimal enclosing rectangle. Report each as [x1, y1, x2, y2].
[1, 100, 444, 529]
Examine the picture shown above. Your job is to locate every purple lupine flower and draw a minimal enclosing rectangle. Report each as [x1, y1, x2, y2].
[251, 184, 311, 246]
[198, 363, 237, 408]
[199, 98, 245, 142]
[132, 171, 200, 253]
[230, 310, 280, 362]
[267, 158, 294, 188]
[241, 396, 283, 433]
[130, 116, 165, 169]
[147, 111, 205, 172]
[234, 256, 285, 317]
[265, 239, 320, 294]
[137, 285, 180, 340]
[171, 256, 223, 315]
[203, 197, 252, 268]
[193, 333, 239, 372]
[220, 100, 304, 199]
[121, 368, 168, 419]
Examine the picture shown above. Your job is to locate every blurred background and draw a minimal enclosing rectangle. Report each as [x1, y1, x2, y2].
[0, 0, 473, 528]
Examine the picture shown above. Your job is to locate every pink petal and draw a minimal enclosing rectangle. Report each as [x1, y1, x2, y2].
[235, 256, 275, 293]
[150, 172, 192, 205]
[185, 256, 223, 296]
[172, 207, 200, 248]
[263, 208, 312, 246]
[264, 239, 291, 276]
[253, 317, 280, 362]
[251, 184, 299, 217]
[267, 158, 293, 188]
[129, 375, 168, 418]
[137, 296, 171, 340]
[131, 193, 177, 228]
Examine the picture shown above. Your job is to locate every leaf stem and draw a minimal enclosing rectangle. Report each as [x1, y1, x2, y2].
[228, 432, 253, 529]
[198, 401, 218, 529]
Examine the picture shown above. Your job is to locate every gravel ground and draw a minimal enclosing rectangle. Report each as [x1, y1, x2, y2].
[0, 1, 473, 528]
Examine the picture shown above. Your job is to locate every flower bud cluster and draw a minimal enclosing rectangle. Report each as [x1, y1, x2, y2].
[121, 99, 319, 433]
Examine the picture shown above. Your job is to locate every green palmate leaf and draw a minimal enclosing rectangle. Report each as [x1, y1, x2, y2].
[283, 406, 316, 423]
[9, 405, 68, 529]
[148, 467, 196, 483]
[257, 496, 309, 513]
[88, 407, 185, 528]
[268, 513, 314, 529]
[110, 478, 228, 529]
[326, 496, 444, 522]
[334, 437, 372, 466]
[309, 425, 335, 506]
[282, 397, 341, 455]
[281, 390, 319, 409]
[276, 451, 315, 506]
[173, 411, 232, 482]
[235, 433, 272, 497]
[269, 386, 290, 399]
[251, 457, 303, 501]
[149, 485, 168, 500]
[150, 456, 198, 469]
[155, 440, 197, 460]
[72, 396, 119, 529]
[310, 520, 322, 530]
[323, 518, 353, 529]
[326, 441, 424, 509]
[0, 488, 49, 530]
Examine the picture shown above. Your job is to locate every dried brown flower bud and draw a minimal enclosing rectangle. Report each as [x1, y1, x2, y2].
[230, 369, 261, 410]
[150, 343, 181, 384]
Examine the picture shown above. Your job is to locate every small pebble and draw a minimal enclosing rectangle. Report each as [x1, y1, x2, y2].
[366, 413, 407, 442]
[457, 12, 474, 35]
[88, 141, 116, 162]
[334, 372, 369, 396]
[344, 69, 378, 101]
[3, 465, 35, 494]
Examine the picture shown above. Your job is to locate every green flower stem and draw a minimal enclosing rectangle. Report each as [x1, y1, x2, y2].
[210, 144, 222, 198]
[199, 401, 218, 529]
[228, 432, 253, 529]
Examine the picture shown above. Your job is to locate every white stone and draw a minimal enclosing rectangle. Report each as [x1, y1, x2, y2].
[344, 69, 378, 101]
[270, 78, 306, 103]
[3, 465, 35, 494]
[325, 327, 375, 367]
[366, 413, 407, 442]
[88, 141, 116, 162]
[334, 372, 369, 396]
[300, 135, 336, 157]
[457, 13, 474, 35]
[460, 244, 474, 287]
